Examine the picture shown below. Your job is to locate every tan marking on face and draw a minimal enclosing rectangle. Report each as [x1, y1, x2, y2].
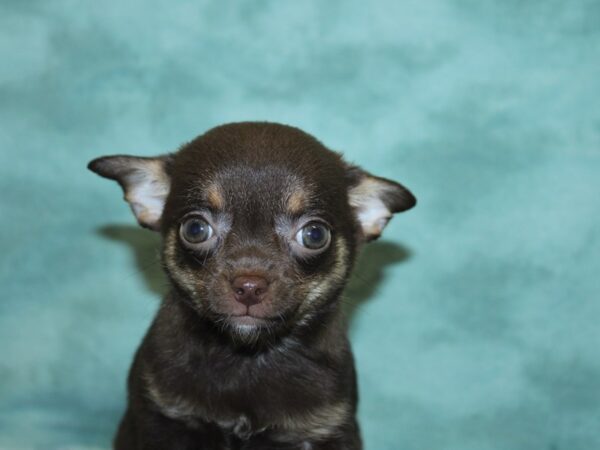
[295, 237, 349, 331]
[330, 237, 350, 283]
[303, 237, 349, 306]
[206, 182, 225, 210]
[286, 188, 308, 215]
[163, 229, 200, 298]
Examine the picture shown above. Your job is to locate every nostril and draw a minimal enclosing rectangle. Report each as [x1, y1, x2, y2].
[231, 276, 269, 306]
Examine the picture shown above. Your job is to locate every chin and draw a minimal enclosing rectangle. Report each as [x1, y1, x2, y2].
[224, 315, 287, 343]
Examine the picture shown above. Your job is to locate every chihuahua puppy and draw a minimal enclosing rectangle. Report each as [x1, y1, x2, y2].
[89, 122, 415, 450]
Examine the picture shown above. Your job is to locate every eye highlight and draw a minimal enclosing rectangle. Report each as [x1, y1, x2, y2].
[180, 217, 213, 244]
[295, 222, 331, 250]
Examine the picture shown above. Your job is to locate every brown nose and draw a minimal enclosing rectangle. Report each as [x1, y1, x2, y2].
[232, 276, 269, 307]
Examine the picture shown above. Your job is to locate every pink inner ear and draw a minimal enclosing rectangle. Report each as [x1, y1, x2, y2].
[354, 197, 392, 239]
[348, 177, 394, 239]
[128, 200, 163, 231]
[124, 175, 170, 230]
[89, 154, 172, 231]
[118, 160, 170, 231]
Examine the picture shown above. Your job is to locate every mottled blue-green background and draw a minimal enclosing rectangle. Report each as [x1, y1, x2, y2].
[1, 1, 599, 449]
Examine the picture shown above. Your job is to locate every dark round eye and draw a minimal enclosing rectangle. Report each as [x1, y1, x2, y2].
[180, 217, 213, 244]
[296, 222, 331, 250]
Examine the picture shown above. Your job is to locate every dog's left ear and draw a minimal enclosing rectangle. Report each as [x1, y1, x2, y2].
[88, 154, 172, 231]
[347, 165, 416, 241]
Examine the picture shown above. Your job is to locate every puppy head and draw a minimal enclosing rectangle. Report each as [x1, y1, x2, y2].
[89, 122, 415, 344]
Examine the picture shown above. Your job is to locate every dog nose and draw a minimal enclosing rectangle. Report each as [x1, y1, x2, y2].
[231, 276, 269, 306]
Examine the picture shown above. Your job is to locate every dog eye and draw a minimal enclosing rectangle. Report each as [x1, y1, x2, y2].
[296, 222, 331, 250]
[180, 217, 213, 244]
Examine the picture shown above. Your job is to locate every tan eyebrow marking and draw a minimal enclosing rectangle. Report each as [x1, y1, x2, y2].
[206, 183, 225, 210]
[286, 188, 308, 215]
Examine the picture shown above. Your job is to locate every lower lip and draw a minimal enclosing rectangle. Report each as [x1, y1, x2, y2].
[230, 315, 268, 326]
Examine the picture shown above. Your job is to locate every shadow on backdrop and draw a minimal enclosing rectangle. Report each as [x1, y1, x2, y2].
[343, 241, 412, 325]
[98, 224, 168, 298]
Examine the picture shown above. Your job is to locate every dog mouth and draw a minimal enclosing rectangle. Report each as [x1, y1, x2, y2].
[223, 314, 284, 339]
[228, 314, 276, 327]
[205, 289, 301, 336]
[224, 307, 296, 334]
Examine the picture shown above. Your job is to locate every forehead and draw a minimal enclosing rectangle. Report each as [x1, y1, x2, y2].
[170, 123, 349, 216]
[208, 164, 311, 215]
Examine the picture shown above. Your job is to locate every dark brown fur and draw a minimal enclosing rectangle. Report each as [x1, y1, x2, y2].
[88, 122, 415, 450]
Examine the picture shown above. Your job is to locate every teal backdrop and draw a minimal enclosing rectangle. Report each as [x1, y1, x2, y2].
[1, 1, 599, 449]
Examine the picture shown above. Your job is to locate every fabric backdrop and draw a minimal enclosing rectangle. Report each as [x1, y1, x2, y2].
[1, 1, 599, 449]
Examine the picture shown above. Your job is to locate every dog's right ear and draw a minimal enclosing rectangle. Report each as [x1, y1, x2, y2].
[88, 155, 172, 231]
